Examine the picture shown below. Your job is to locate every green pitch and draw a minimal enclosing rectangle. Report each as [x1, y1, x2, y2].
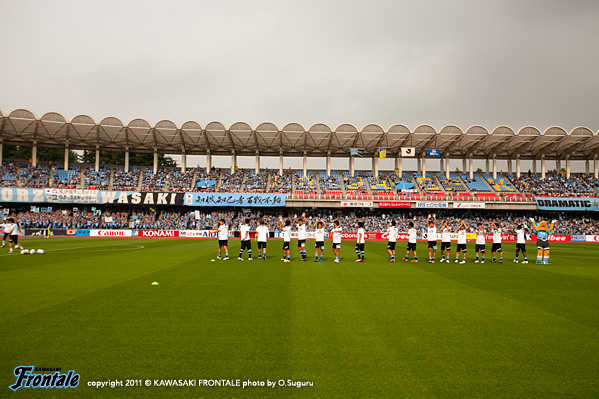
[1, 238, 598, 398]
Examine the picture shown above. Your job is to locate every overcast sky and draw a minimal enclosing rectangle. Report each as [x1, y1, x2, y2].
[1, 0, 598, 170]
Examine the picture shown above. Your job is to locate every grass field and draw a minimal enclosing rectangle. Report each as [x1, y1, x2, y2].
[1, 237, 598, 398]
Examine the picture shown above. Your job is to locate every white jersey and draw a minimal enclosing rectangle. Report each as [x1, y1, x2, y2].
[457, 229, 467, 245]
[332, 227, 342, 244]
[386, 226, 398, 242]
[427, 226, 437, 242]
[357, 228, 366, 244]
[256, 225, 268, 242]
[3, 223, 11, 234]
[283, 226, 291, 242]
[218, 224, 228, 240]
[493, 228, 502, 244]
[240, 224, 250, 241]
[476, 229, 485, 245]
[408, 228, 417, 244]
[516, 229, 526, 244]
[297, 224, 306, 240]
[9, 223, 19, 236]
[441, 227, 451, 243]
[315, 227, 325, 242]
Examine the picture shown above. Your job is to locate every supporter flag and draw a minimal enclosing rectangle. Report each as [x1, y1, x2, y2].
[401, 147, 415, 157]
[350, 148, 364, 157]
[379, 148, 387, 159]
[426, 149, 441, 158]
[150, 208, 156, 213]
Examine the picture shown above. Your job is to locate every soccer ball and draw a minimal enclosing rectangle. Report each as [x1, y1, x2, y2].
[30, 249, 36, 254]
[37, 249, 44, 254]
[21, 249, 29, 254]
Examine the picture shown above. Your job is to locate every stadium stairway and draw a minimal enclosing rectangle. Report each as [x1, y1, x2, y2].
[314, 173, 322, 198]
[339, 172, 347, 199]
[431, 174, 446, 193]
[265, 172, 272, 192]
[239, 169, 248, 192]
[291, 172, 296, 193]
[79, 170, 85, 189]
[108, 168, 115, 190]
[190, 168, 198, 191]
[216, 169, 224, 191]
[136, 170, 144, 191]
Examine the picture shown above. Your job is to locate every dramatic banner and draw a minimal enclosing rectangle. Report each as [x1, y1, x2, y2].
[184, 193, 286, 207]
[535, 197, 599, 211]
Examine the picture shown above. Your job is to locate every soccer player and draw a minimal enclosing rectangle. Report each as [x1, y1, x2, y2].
[386, 220, 398, 262]
[314, 220, 326, 262]
[474, 223, 485, 263]
[1, 219, 10, 248]
[440, 220, 451, 263]
[211, 219, 229, 260]
[355, 221, 365, 262]
[427, 214, 438, 263]
[403, 221, 418, 262]
[455, 220, 467, 263]
[491, 220, 503, 263]
[294, 213, 307, 261]
[530, 218, 556, 264]
[513, 223, 528, 264]
[255, 219, 268, 260]
[280, 218, 292, 262]
[331, 220, 342, 262]
[7, 219, 24, 254]
[238, 218, 252, 261]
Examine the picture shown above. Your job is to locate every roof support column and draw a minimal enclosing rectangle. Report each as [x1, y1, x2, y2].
[94, 145, 99, 172]
[206, 150, 212, 172]
[566, 154, 571, 179]
[372, 156, 378, 177]
[556, 159, 561, 174]
[326, 152, 331, 177]
[279, 151, 283, 176]
[417, 157, 421, 174]
[231, 151, 237, 174]
[124, 147, 130, 173]
[507, 158, 512, 174]
[153, 149, 158, 174]
[181, 151, 186, 173]
[492, 154, 497, 180]
[594, 155, 598, 179]
[64, 143, 69, 170]
[532, 158, 536, 175]
[0, 142, 3, 165]
[421, 156, 426, 177]
[397, 154, 402, 175]
[255, 151, 260, 174]
[541, 154, 546, 179]
[468, 154, 473, 180]
[585, 159, 589, 175]
[485, 159, 489, 174]
[32, 141, 38, 168]
[445, 156, 450, 179]
[440, 154, 445, 175]
[303, 151, 307, 177]
[516, 154, 521, 178]
[350, 156, 355, 178]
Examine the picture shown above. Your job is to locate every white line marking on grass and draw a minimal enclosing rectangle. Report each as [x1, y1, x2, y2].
[0, 241, 156, 256]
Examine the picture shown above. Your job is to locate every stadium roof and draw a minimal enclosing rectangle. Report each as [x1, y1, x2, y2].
[1, 108, 598, 160]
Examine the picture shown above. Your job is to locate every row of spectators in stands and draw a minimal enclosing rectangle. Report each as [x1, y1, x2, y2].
[10, 208, 599, 235]
[2, 162, 599, 196]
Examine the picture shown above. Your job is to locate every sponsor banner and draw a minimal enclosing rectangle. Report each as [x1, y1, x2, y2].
[586, 235, 599, 242]
[184, 193, 285, 207]
[90, 229, 134, 237]
[453, 202, 486, 209]
[340, 201, 374, 208]
[413, 202, 449, 208]
[98, 191, 184, 206]
[76, 229, 90, 236]
[571, 235, 586, 242]
[139, 230, 180, 238]
[378, 201, 412, 208]
[290, 231, 318, 239]
[535, 197, 599, 211]
[179, 230, 218, 238]
[24, 228, 67, 237]
[531, 234, 571, 243]
[67, 229, 76, 235]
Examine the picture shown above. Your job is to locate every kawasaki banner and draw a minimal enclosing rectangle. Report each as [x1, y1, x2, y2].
[535, 197, 599, 211]
[184, 193, 286, 207]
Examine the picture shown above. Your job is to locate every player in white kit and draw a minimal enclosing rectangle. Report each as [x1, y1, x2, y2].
[455, 220, 467, 264]
[386, 220, 398, 262]
[427, 214, 438, 263]
[255, 219, 269, 260]
[331, 220, 342, 262]
[238, 218, 253, 261]
[491, 221, 502, 263]
[474, 223, 485, 263]
[440, 220, 451, 263]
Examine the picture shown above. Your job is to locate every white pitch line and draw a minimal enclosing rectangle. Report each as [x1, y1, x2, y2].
[0, 240, 156, 256]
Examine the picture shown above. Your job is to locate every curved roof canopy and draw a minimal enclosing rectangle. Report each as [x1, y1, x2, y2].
[0, 109, 597, 159]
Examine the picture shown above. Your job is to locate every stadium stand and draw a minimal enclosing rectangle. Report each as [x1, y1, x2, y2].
[0, 162, 19, 187]
[507, 173, 597, 197]
[483, 173, 516, 192]
[459, 173, 492, 192]
[112, 168, 140, 191]
[243, 170, 269, 193]
[413, 172, 440, 191]
[268, 170, 292, 195]
[83, 166, 110, 190]
[18, 164, 52, 188]
[140, 168, 169, 192]
[318, 171, 342, 199]
[218, 169, 244, 193]
[167, 168, 194, 192]
[53, 167, 80, 189]
[436, 173, 467, 192]
[194, 168, 221, 192]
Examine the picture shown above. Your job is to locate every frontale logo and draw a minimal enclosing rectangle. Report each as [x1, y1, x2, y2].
[9, 366, 80, 391]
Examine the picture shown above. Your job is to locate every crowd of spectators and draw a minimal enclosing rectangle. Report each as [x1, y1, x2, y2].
[112, 168, 140, 191]
[218, 169, 244, 193]
[268, 170, 292, 194]
[140, 169, 168, 192]
[168, 168, 194, 192]
[9, 208, 599, 235]
[83, 167, 111, 190]
[18, 165, 52, 188]
[243, 170, 269, 193]
[508, 173, 597, 197]
[0, 162, 19, 187]
[194, 168, 221, 192]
